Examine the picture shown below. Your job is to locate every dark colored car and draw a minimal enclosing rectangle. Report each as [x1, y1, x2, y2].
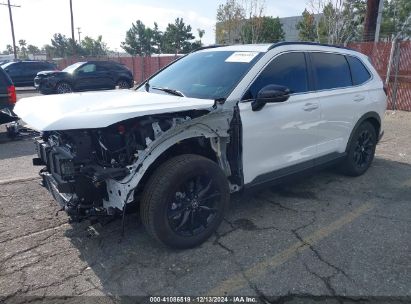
[34, 61, 134, 94]
[0, 67, 18, 125]
[1, 61, 57, 87]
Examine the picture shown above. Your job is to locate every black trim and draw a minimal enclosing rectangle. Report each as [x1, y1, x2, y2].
[245, 152, 346, 190]
[346, 112, 381, 152]
[268, 42, 353, 52]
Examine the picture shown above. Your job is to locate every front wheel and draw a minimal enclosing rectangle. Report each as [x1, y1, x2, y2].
[55, 82, 73, 94]
[140, 154, 230, 249]
[341, 121, 377, 176]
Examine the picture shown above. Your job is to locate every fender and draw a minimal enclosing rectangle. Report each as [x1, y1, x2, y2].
[345, 111, 381, 152]
[103, 108, 234, 210]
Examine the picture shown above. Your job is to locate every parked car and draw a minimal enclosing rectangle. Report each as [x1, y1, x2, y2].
[0, 67, 18, 125]
[14, 42, 387, 249]
[1, 61, 57, 87]
[34, 61, 134, 94]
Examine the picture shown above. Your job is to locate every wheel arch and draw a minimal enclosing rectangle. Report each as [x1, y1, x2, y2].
[133, 137, 219, 198]
[346, 111, 381, 152]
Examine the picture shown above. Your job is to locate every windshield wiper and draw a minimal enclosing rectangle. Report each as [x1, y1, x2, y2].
[151, 86, 185, 97]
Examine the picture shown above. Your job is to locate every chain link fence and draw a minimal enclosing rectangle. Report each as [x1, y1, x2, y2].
[349, 41, 411, 111]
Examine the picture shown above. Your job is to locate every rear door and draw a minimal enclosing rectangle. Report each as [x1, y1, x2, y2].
[309, 52, 369, 156]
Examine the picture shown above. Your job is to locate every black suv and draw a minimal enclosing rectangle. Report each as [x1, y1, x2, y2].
[0, 67, 18, 125]
[1, 61, 57, 87]
[34, 61, 134, 94]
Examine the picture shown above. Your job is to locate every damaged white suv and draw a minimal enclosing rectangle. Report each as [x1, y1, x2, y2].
[15, 42, 386, 248]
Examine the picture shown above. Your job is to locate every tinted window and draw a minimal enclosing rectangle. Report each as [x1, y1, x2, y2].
[346, 56, 371, 85]
[147, 51, 261, 100]
[311, 53, 352, 90]
[246, 52, 308, 99]
[77, 64, 96, 73]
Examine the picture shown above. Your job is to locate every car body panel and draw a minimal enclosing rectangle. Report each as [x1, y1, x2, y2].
[14, 90, 215, 131]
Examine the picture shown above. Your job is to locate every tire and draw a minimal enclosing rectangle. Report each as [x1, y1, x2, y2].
[117, 79, 131, 89]
[140, 154, 230, 249]
[56, 82, 73, 94]
[341, 121, 377, 176]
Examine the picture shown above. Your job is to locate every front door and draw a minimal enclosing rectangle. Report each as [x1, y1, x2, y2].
[240, 52, 322, 185]
[74, 63, 103, 91]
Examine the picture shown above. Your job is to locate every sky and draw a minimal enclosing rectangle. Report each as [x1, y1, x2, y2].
[0, 0, 308, 52]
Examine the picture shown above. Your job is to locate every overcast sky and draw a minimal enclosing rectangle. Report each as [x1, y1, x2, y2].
[0, 0, 308, 52]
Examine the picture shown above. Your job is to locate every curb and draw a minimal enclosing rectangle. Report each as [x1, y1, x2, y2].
[0, 176, 40, 185]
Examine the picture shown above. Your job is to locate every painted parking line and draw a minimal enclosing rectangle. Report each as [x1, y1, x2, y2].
[0, 176, 40, 185]
[207, 202, 375, 295]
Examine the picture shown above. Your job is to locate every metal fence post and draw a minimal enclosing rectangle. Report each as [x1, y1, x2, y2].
[392, 42, 401, 111]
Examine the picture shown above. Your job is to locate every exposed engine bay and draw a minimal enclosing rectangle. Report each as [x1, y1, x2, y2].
[35, 107, 241, 220]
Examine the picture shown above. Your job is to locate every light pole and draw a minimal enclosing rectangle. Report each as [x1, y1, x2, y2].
[0, 0, 21, 59]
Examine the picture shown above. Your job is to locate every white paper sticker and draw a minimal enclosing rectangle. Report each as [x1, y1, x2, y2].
[225, 52, 259, 63]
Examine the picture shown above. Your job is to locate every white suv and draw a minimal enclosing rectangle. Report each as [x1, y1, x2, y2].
[15, 42, 387, 248]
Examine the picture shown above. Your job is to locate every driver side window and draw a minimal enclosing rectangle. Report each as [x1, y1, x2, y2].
[244, 52, 309, 100]
[78, 64, 96, 73]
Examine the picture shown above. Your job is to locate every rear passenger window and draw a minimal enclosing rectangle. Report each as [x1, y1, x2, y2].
[310, 53, 352, 90]
[245, 52, 309, 99]
[346, 56, 371, 85]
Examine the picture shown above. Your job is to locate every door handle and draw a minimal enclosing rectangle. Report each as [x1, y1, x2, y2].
[303, 103, 319, 111]
[353, 95, 365, 102]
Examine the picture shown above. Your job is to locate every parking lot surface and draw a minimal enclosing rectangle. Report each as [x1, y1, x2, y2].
[0, 108, 410, 303]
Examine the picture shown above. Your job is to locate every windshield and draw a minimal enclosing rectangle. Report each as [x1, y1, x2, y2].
[63, 62, 85, 73]
[144, 51, 261, 100]
[1, 62, 14, 69]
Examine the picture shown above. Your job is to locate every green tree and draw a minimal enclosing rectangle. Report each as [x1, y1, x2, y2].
[81, 35, 108, 56]
[380, 0, 411, 40]
[27, 44, 40, 54]
[162, 18, 194, 54]
[152, 22, 163, 54]
[216, 0, 245, 44]
[121, 20, 154, 56]
[242, 16, 284, 43]
[18, 39, 27, 58]
[197, 28, 205, 46]
[296, 9, 317, 41]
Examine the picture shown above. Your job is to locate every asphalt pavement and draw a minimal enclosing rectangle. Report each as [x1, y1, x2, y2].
[0, 94, 410, 303]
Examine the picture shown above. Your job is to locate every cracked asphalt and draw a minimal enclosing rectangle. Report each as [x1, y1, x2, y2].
[0, 110, 410, 303]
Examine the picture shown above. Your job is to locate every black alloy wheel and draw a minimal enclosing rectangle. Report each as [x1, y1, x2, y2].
[341, 121, 377, 176]
[167, 174, 220, 237]
[56, 82, 72, 94]
[140, 154, 230, 249]
[117, 79, 130, 89]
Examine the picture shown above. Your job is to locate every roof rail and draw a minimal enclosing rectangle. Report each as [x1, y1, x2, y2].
[267, 41, 353, 51]
[191, 44, 224, 53]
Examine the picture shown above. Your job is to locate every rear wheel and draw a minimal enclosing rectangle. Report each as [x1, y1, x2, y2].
[341, 121, 377, 176]
[117, 79, 131, 89]
[56, 82, 72, 94]
[140, 154, 230, 249]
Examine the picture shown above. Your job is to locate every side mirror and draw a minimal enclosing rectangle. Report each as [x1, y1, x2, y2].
[251, 84, 290, 111]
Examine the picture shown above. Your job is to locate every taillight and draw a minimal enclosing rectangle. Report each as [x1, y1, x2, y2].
[7, 85, 16, 104]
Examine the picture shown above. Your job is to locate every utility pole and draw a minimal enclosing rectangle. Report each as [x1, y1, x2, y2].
[0, 0, 21, 60]
[69, 0, 75, 41]
[363, 0, 380, 42]
[77, 27, 81, 43]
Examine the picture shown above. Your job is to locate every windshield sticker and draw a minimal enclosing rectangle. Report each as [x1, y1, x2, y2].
[225, 52, 259, 63]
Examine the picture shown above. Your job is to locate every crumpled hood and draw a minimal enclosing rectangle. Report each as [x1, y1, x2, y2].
[36, 70, 65, 77]
[14, 90, 214, 131]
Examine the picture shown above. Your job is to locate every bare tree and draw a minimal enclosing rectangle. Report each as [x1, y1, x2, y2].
[216, 0, 245, 44]
[241, 0, 266, 43]
[308, 0, 361, 45]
